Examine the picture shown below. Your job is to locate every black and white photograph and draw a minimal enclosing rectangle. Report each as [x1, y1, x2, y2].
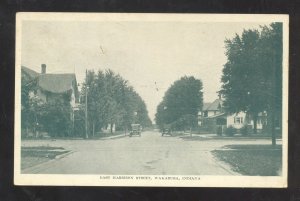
[14, 13, 288, 187]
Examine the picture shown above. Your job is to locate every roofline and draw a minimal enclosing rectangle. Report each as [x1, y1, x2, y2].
[204, 112, 226, 119]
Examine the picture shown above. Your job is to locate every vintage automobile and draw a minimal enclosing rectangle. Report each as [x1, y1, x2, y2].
[161, 124, 172, 136]
[129, 124, 142, 137]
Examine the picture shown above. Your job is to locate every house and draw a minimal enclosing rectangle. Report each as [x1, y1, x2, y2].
[199, 97, 267, 133]
[21, 64, 80, 130]
[22, 64, 79, 106]
[202, 99, 224, 117]
[198, 98, 225, 128]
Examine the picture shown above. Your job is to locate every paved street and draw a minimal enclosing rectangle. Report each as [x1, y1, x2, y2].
[22, 131, 277, 175]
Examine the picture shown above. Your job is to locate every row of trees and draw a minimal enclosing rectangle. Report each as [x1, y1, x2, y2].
[155, 76, 203, 131]
[82, 69, 152, 137]
[220, 23, 283, 145]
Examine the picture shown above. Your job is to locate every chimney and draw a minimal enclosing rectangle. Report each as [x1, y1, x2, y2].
[41, 64, 46, 74]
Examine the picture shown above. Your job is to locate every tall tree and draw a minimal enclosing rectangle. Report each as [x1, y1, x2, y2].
[220, 30, 266, 133]
[81, 69, 152, 137]
[259, 23, 283, 145]
[155, 76, 203, 129]
[220, 23, 283, 145]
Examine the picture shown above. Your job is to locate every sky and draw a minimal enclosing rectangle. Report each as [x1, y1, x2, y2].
[21, 20, 267, 122]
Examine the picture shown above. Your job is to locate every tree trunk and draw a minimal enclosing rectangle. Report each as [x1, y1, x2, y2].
[110, 123, 113, 134]
[271, 111, 276, 146]
[92, 122, 95, 137]
[253, 114, 258, 134]
[268, 108, 276, 146]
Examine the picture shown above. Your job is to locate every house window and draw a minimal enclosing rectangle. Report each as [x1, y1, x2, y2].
[234, 117, 243, 124]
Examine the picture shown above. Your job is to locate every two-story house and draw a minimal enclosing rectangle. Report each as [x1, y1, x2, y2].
[22, 64, 79, 124]
[199, 97, 266, 134]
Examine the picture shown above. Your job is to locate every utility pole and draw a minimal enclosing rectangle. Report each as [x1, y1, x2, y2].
[85, 69, 88, 139]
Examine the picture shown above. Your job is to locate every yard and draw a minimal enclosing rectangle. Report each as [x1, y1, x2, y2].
[212, 144, 282, 176]
[21, 146, 69, 170]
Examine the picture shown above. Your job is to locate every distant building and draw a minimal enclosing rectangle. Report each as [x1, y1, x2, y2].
[199, 97, 267, 133]
[202, 99, 223, 118]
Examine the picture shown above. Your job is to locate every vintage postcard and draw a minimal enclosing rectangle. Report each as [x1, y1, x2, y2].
[15, 13, 289, 187]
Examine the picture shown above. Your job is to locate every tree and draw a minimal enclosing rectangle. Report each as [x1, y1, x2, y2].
[21, 73, 40, 136]
[259, 23, 283, 145]
[39, 99, 73, 137]
[81, 69, 152, 137]
[220, 30, 265, 133]
[155, 76, 203, 130]
[220, 23, 283, 145]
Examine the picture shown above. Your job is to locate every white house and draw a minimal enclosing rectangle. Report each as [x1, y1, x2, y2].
[200, 98, 266, 132]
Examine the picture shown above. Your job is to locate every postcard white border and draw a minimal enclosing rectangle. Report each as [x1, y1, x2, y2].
[14, 13, 289, 187]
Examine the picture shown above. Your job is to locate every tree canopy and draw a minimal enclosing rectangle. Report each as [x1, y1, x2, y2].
[155, 76, 203, 130]
[220, 23, 283, 144]
[81, 69, 152, 136]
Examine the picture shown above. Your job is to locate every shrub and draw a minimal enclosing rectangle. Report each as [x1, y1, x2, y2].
[225, 126, 237, 136]
[240, 125, 250, 136]
[216, 126, 223, 136]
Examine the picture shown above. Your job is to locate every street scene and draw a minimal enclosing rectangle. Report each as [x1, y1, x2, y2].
[21, 131, 281, 175]
[18, 14, 286, 179]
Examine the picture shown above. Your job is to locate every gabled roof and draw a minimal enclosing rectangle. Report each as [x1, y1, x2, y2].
[21, 66, 39, 78]
[38, 73, 77, 94]
[21, 66, 78, 97]
[202, 102, 211, 110]
[206, 112, 226, 119]
[204, 99, 223, 111]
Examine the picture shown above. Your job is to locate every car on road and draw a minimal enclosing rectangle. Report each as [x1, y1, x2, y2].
[161, 124, 172, 136]
[129, 124, 142, 137]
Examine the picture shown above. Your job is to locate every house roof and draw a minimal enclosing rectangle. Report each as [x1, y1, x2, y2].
[204, 99, 223, 111]
[21, 66, 39, 78]
[38, 73, 77, 94]
[206, 112, 226, 119]
[202, 102, 211, 110]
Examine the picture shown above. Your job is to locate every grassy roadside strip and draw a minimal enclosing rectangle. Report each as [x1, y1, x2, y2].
[212, 144, 282, 176]
[21, 146, 69, 170]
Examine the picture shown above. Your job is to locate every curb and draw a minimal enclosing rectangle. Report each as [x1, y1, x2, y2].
[22, 150, 74, 174]
[211, 151, 241, 176]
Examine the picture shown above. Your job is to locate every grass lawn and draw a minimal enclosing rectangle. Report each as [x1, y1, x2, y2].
[21, 146, 69, 170]
[212, 144, 282, 176]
